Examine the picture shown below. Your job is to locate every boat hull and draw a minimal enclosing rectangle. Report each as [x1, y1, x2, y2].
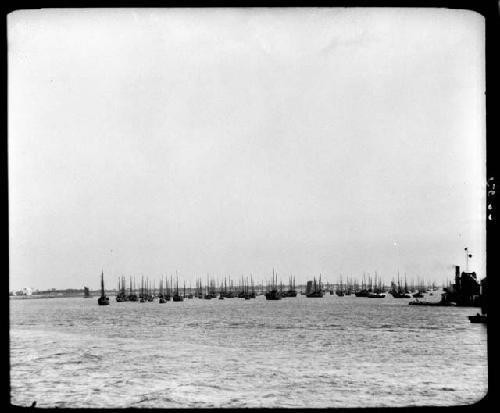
[97, 296, 109, 305]
[468, 314, 487, 323]
[306, 293, 324, 298]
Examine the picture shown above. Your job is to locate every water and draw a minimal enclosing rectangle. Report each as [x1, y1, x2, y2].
[10, 294, 487, 408]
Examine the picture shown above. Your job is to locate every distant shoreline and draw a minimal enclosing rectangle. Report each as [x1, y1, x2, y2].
[10, 294, 101, 300]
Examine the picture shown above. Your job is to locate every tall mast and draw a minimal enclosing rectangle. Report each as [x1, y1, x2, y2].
[101, 270, 105, 296]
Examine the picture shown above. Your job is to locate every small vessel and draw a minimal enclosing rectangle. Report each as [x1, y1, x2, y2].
[409, 298, 455, 306]
[159, 277, 166, 303]
[97, 271, 110, 305]
[265, 269, 282, 300]
[306, 275, 324, 298]
[83, 286, 90, 298]
[284, 276, 297, 297]
[116, 276, 128, 302]
[173, 275, 184, 302]
[335, 275, 344, 296]
[468, 313, 487, 323]
[367, 292, 386, 298]
[128, 277, 138, 301]
[164, 276, 172, 301]
[354, 273, 370, 297]
[139, 276, 146, 302]
[367, 272, 385, 298]
[389, 273, 411, 298]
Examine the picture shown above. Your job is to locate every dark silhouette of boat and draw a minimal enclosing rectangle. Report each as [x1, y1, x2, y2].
[306, 276, 324, 298]
[266, 289, 282, 300]
[83, 286, 90, 298]
[468, 313, 486, 323]
[335, 275, 345, 296]
[116, 276, 128, 302]
[409, 299, 455, 306]
[389, 273, 411, 298]
[97, 271, 109, 305]
[367, 292, 386, 298]
[159, 277, 166, 303]
[367, 273, 386, 297]
[139, 276, 146, 302]
[284, 276, 297, 297]
[173, 275, 184, 302]
[128, 277, 138, 301]
[354, 273, 370, 297]
[266, 269, 282, 300]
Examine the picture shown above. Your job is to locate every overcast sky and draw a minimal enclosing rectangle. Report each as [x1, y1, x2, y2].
[9, 8, 485, 290]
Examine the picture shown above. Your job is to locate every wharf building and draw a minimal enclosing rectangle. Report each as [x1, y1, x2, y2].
[441, 266, 481, 306]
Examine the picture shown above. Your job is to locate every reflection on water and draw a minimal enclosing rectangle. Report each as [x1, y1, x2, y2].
[10, 295, 487, 407]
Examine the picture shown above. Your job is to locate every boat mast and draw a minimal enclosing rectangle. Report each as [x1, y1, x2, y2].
[101, 270, 105, 296]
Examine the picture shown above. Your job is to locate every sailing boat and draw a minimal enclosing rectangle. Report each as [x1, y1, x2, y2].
[367, 272, 386, 298]
[204, 275, 213, 299]
[173, 275, 184, 302]
[265, 269, 282, 300]
[306, 275, 324, 298]
[159, 276, 166, 303]
[285, 276, 297, 297]
[389, 273, 411, 298]
[97, 271, 110, 305]
[335, 275, 345, 296]
[140, 275, 146, 302]
[128, 276, 138, 302]
[354, 273, 370, 297]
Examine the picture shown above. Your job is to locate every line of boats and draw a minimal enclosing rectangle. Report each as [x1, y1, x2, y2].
[95, 270, 440, 305]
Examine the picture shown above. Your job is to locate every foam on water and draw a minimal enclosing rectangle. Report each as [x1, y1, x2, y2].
[10, 295, 487, 407]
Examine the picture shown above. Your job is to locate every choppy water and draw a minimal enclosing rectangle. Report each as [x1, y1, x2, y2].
[10, 293, 487, 408]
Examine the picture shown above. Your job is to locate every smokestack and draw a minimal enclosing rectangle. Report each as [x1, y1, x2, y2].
[455, 266, 460, 290]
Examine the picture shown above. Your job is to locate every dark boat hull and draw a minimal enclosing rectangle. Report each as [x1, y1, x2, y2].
[98, 296, 109, 305]
[409, 300, 455, 306]
[468, 314, 487, 323]
[306, 292, 324, 298]
[266, 291, 282, 300]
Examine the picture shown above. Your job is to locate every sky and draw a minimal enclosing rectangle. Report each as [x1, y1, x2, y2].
[8, 8, 486, 290]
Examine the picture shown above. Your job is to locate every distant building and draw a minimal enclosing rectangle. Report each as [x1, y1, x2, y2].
[442, 266, 480, 306]
[12, 288, 32, 296]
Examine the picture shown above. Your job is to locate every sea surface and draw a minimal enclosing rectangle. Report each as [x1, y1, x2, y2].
[10, 293, 487, 408]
